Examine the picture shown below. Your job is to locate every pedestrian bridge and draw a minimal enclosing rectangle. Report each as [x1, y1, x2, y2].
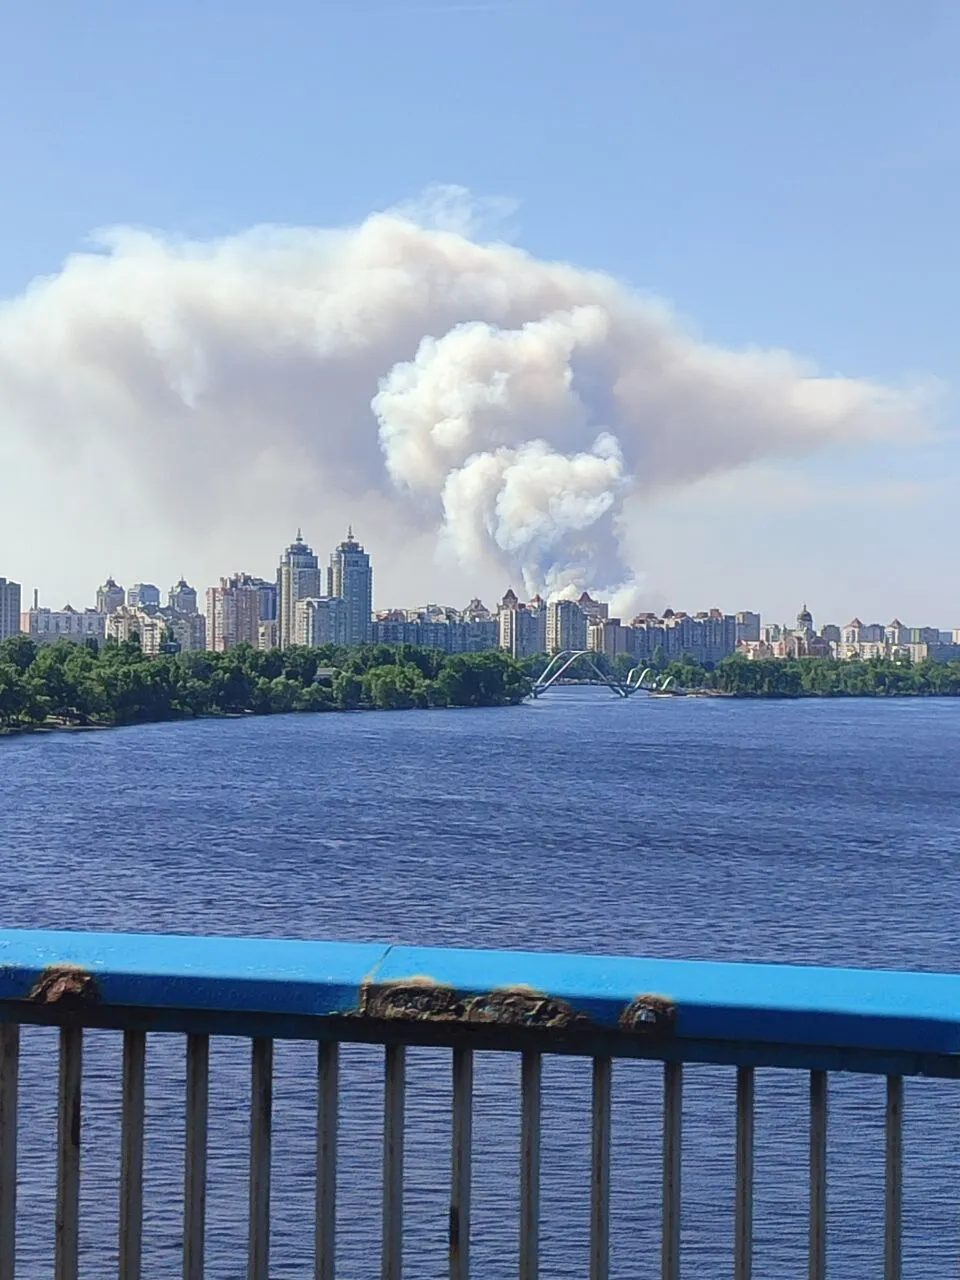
[530, 652, 678, 698]
[0, 928, 954, 1278]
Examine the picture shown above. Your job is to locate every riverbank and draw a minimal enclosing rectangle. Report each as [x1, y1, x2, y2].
[0, 638, 531, 733]
[615, 653, 960, 698]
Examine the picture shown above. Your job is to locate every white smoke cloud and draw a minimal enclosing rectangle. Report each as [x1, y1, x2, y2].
[0, 190, 923, 609]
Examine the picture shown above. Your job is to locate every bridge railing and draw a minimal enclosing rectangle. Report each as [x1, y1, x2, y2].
[0, 928, 958, 1278]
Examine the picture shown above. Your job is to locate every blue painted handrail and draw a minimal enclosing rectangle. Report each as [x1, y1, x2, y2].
[1, 928, 959, 1075]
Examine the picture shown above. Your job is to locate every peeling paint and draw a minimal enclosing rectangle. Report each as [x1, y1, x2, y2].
[360, 980, 591, 1030]
[28, 965, 100, 1008]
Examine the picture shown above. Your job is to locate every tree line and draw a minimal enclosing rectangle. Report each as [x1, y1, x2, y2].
[519, 649, 960, 697]
[0, 637, 531, 731]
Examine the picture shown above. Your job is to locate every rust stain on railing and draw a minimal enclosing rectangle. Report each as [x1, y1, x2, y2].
[358, 977, 676, 1037]
[619, 995, 676, 1034]
[28, 965, 100, 1008]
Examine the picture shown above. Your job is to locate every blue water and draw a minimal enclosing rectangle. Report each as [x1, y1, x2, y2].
[2, 691, 960, 1277]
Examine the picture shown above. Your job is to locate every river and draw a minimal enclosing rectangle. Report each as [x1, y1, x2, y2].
[2, 690, 959, 1277]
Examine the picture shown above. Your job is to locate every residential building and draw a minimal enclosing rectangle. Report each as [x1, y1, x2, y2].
[577, 592, 608, 622]
[258, 621, 279, 651]
[455, 617, 499, 652]
[735, 611, 761, 644]
[908, 642, 960, 664]
[127, 583, 161, 610]
[168, 579, 199, 615]
[0, 578, 21, 640]
[167, 611, 206, 652]
[463, 598, 493, 622]
[252, 578, 278, 625]
[278, 532, 322, 649]
[371, 605, 499, 653]
[497, 590, 547, 658]
[106, 606, 165, 656]
[96, 577, 125, 615]
[295, 596, 345, 647]
[588, 617, 635, 658]
[909, 627, 941, 646]
[373, 610, 415, 647]
[632, 608, 737, 665]
[22, 603, 107, 646]
[546, 599, 588, 653]
[328, 528, 373, 647]
[206, 574, 261, 652]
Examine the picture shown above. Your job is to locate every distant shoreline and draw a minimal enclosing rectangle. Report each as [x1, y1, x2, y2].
[6, 688, 960, 741]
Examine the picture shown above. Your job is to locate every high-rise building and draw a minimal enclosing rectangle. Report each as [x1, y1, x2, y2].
[588, 617, 635, 658]
[168, 579, 198, 615]
[166, 611, 206, 652]
[106, 606, 165, 656]
[735, 611, 761, 644]
[545, 600, 588, 653]
[497, 590, 547, 658]
[96, 577, 125, 615]
[328, 528, 372, 647]
[251, 578, 278, 624]
[127, 583, 161, 610]
[278, 532, 322, 649]
[577, 592, 608, 622]
[295, 596, 345, 647]
[631, 609, 737, 665]
[206, 574, 261, 651]
[258, 621, 279, 651]
[0, 578, 21, 640]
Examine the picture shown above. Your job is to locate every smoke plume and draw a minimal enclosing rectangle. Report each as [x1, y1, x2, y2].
[0, 190, 920, 607]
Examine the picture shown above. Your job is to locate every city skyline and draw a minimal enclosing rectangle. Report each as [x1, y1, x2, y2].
[3, 9, 960, 626]
[6, 523, 960, 640]
[6, 529, 960, 636]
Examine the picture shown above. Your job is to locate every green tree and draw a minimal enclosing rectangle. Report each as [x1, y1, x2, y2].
[0, 663, 32, 728]
[333, 671, 363, 710]
[0, 635, 38, 673]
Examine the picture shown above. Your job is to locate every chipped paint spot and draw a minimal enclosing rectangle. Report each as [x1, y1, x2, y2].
[28, 965, 100, 1008]
[619, 994, 676, 1034]
[360, 980, 590, 1030]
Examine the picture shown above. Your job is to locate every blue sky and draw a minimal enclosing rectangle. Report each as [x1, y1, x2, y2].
[1, 0, 957, 623]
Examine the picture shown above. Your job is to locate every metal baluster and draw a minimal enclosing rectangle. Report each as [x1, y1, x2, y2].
[590, 1057, 612, 1280]
[316, 1041, 339, 1280]
[0, 1023, 19, 1280]
[183, 1034, 209, 1280]
[734, 1067, 755, 1280]
[884, 1076, 903, 1280]
[450, 1047, 473, 1280]
[519, 1052, 542, 1280]
[119, 1030, 146, 1280]
[55, 1027, 82, 1280]
[808, 1070, 827, 1280]
[249, 1039, 273, 1280]
[382, 1044, 405, 1280]
[661, 1061, 682, 1280]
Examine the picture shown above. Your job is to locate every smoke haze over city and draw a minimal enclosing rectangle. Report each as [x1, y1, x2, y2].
[0, 189, 926, 616]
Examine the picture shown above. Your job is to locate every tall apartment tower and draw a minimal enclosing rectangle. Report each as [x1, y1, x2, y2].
[735, 611, 761, 644]
[0, 577, 21, 640]
[168, 578, 199, 615]
[497, 589, 547, 658]
[206, 574, 261, 652]
[127, 583, 161, 610]
[328, 528, 372, 647]
[545, 599, 588, 653]
[278, 532, 322, 649]
[96, 577, 126, 615]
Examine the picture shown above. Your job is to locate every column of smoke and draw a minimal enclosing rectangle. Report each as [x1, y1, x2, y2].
[0, 189, 918, 612]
